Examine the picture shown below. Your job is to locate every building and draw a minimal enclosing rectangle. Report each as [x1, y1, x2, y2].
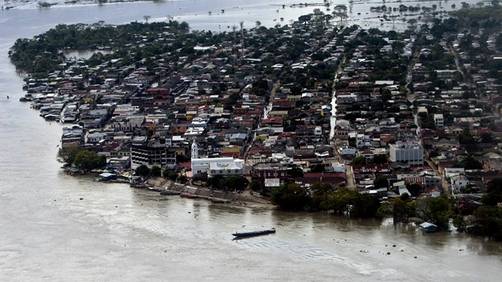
[191, 157, 245, 177]
[450, 174, 469, 194]
[389, 141, 424, 166]
[251, 162, 292, 180]
[433, 114, 444, 128]
[130, 136, 176, 169]
[190, 142, 244, 177]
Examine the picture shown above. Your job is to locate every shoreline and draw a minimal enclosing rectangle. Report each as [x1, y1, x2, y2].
[138, 177, 276, 208]
[1, 0, 165, 10]
[64, 167, 276, 208]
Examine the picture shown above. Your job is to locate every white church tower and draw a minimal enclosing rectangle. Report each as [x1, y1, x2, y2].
[191, 141, 199, 160]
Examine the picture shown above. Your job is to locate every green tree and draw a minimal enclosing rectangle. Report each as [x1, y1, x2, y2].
[58, 147, 81, 165]
[288, 165, 304, 178]
[310, 164, 325, 173]
[460, 155, 482, 170]
[73, 150, 106, 172]
[377, 202, 393, 218]
[272, 183, 310, 211]
[311, 182, 334, 210]
[250, 179, 265, 192]
[225, 176, 249, 192]
[135, 165, 151, 177]
[482, 178, 502, 206]
[352, 155, 366, 166]
[392, 197, 416, 223]
[151, 166, 162, 177]
[164, 169, 178, 181]
[322, 188, 380, 217]
[374, 175, 388, 188]
[471, 206, 502, 240]
[406, 183, 423, 197]
[417, 197, 451, 229]
[351, 193, 381, 218]
[179, 21, 190, 33]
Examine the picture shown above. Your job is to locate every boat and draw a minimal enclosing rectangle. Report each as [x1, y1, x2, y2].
[419, 222, 438, 233]
[19, 96, 32, 102]
[232, 228, 276, 239]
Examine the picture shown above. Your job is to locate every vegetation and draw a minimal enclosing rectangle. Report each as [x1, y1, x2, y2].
[135, 165, 151, 177]
[416, 196, 452, 229]
[151, 166, 162, 177]
[59, 147, 106, 172]
[163, 169, 178, 181]
[272, 182, 311, 211]
[9, 20, 192, 75]
[207, 175, 249, 192]
[451, 5, 502, 30]
[392, 195, 417, 223]
[272, 182, 380, 217]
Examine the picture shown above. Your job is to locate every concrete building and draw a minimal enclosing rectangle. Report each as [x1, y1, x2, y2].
[190, 142, 245, 177]
[130, 136, 176, 169]
[389, 141, 424, 166]
[191, 157, 245, 177]
[433, 114, 444, 128]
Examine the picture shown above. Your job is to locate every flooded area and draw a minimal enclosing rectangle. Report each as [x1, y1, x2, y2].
[0, 1, 501, 281]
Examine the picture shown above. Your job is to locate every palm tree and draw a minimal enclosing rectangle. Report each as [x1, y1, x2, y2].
[144, 15, 151, 23]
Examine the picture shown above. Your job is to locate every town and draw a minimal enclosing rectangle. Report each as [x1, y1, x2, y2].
[9, 4, 502, 240]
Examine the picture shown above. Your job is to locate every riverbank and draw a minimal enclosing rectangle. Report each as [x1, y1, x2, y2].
[138, 177, 275, 208]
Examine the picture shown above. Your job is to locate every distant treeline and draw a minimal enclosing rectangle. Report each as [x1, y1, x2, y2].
[9, 21, 189, 75]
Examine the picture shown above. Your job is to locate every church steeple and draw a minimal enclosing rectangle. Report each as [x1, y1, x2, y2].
[191, 141, 199, 160]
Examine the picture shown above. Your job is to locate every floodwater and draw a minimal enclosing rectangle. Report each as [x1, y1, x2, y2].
[0, 1, 501, 281]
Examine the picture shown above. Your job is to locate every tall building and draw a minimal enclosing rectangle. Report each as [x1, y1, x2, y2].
[389, 141, 424, 166]
[130, 136, 176, 169]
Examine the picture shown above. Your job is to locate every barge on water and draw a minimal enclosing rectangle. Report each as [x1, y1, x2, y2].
[232, 228, 276, 239]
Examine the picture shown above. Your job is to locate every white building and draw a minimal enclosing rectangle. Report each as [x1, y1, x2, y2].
[190, 142, 244, 177]
[433, 114, 444, 128]
[389, 141, 423, 166]
[191, 157, 245, 177]
[338, 146, 357, 157]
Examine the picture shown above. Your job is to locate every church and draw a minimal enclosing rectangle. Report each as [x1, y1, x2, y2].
[190, 142, 245, 177]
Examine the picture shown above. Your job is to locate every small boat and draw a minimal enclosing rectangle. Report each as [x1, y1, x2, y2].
[232, 228, 276, 239]
[419, 222, 438, 233]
